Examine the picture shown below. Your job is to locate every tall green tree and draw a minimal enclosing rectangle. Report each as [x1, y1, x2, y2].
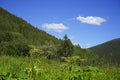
[58, 35, 73, 57]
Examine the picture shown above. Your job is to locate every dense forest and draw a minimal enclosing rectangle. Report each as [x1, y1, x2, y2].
[0, 8, 120, 80]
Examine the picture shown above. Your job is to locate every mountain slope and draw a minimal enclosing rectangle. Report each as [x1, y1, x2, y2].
[90, 38, 120, 63]
[0, 8, 60, 46]
[0, 8, 98, 64]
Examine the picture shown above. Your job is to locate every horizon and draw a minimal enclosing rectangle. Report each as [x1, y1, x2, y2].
[0, 0, 120, 48]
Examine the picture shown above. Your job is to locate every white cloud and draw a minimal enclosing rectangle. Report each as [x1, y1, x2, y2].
[86, 43, 91, 48]
[76, 16, 106, 26]
[42, 23, 68, 32]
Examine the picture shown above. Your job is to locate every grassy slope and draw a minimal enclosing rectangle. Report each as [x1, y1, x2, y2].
[90, 38, 120, 63]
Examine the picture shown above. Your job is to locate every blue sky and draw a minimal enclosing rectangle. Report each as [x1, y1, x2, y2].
[0, 0, 120, 48]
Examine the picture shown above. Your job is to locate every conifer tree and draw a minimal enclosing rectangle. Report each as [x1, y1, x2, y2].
[58, 35, 73, 57]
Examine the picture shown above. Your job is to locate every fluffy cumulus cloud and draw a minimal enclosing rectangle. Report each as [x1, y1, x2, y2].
[42, 23, 68, 32]
[76, 16, 106, 26]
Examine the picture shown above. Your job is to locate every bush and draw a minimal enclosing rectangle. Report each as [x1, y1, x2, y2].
[0, 41, 30, 56]
[29, 45, 44, 58]
[0, 31, 31, 56]
[61, 56, 80, 65]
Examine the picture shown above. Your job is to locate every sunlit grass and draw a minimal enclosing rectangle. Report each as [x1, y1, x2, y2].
[0, 55, 119, 80]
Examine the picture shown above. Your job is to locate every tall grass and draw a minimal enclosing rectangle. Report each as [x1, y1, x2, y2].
[0, 55, 119, 80]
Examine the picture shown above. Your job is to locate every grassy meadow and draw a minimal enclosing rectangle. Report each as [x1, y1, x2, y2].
[0, 55, 120, 80]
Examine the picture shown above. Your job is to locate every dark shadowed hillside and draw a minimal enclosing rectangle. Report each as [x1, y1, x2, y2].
[90, 38, 120, 63]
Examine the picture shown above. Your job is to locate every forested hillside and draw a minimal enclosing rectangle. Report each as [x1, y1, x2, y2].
[90, 38, 120, 64]
[0, 8, 60, 46]
[0, 8, 96, 60]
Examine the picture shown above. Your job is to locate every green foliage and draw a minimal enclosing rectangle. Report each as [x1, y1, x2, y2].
[61, 56, 80, 65]
[29, 45, 44, 58]
[24, 65, 40, 80]
[0, 55, 120, 80]
[0, 8, 62, 57]
[63, 65, 98, 80]
[0, 31, 25, 43]
[1, 41, 19, 55]
[90, 38, 120, 64]
[0, 72, 19, 80]
[0, 8, 60, 47]
[37, 42, 59, 59]
[0, 40, 30, 56]
[58, 35, 74, 57]
[0, 31, 30, 56]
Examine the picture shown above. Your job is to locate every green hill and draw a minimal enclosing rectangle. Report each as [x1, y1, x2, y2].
[0, 8, 60, 46]
[0, 8, 61, 56]
[90, 38, 120, 64]
[0, 8, 98, 65]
